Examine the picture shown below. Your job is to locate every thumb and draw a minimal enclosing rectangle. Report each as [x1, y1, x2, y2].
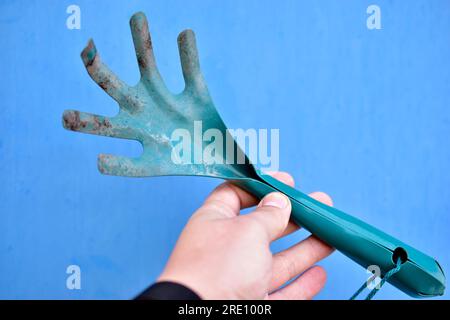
[247, 192, 292, 241]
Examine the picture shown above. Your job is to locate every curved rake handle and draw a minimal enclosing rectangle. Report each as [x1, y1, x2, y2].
[234, 172, 445, 298]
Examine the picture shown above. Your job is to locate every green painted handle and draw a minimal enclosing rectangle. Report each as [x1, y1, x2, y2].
[233, 171, 445, 298]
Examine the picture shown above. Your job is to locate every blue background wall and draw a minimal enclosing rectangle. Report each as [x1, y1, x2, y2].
[1, 0, 449, 299]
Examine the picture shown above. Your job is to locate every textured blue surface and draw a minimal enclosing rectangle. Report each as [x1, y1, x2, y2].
[1, 0, 449, 299]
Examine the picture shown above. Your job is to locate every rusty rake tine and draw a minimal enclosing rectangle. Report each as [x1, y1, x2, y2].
[81, 39, 139, 111]
[177, 29, 206, 93]
[62, 110, 136, 140]
[98, 154, 150, 177]
[129, 12, 158, 79]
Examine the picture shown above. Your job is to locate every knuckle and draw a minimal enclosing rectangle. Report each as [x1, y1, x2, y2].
[276, 251, 297, 279]
[201, 199, 235, 218]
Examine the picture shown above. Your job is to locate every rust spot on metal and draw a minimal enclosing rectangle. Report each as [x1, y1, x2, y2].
[63, 110, 86, 131]
[92, 116, 112, 131]
[138, 39, 153, 70]
[98, 77, 112, 92]
[137, 53, 146, 70]
[97, 154, 108, 173]
[102, 118, 112, 128]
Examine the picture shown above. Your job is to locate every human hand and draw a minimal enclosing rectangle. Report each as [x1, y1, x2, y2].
[158, 172, 334, 299]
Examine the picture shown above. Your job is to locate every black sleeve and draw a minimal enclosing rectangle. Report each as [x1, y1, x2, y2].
[134, 281, 202, 300]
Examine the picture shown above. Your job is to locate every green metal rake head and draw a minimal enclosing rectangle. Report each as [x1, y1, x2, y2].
[62, 12, 445, 298]
[63, 12, 254, 180]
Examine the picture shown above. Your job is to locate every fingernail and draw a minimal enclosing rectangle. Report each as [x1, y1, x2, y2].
[260, 193, 288, 209]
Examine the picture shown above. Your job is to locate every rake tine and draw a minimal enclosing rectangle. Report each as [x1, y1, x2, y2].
[81, 39, 140, 112]
[177, 29, 207, 94]
[62, 110, 136, 140]
[97, 154, 151, 177]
